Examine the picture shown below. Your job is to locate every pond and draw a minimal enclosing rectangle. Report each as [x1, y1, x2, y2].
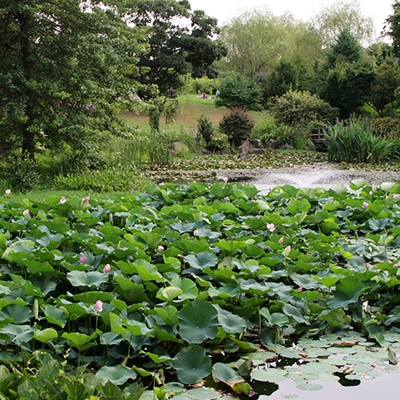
[259, 370, 400, 399]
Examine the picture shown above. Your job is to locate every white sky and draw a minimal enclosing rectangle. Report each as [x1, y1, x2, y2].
[189, 0, 394, 38]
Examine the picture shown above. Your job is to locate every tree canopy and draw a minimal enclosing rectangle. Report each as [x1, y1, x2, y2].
[130, 0, 226, 100]
[0, 0, 144, 160]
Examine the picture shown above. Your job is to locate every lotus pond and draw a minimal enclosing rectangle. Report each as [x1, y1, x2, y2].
[0, 179, 399, 399]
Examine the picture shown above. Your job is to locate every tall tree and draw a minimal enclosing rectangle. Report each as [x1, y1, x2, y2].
[0, 0, 144, 160]
[217, 8, 323, 88]
[385, 1, 400, 57]
[128, 0, 226, 100]
[368, 63, 400, 117]
[312, 0, 375, 47]
[318, 29, 376, 119]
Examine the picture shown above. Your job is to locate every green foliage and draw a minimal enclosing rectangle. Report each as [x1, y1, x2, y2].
[326, 28, 362, 67]
[0, 153, 40, 192]
[371, 117, 400, 138]
[318, 29, 376, 119]
[197, 115, 215, 146]
[207, 132, 230, 152]
[53, 165, 148, 193]
[188, 77, 219, 95]
[369, 63, 400, 117]
[385, 2, 400, 58]
[263, 124, 310, 150]
[215, 72, 263, 111]
[133, 1, 225, 99]
[325, 120, 392, 163]
[219, 108, 255, 147]
[0, 181, 399, 396]
[269, 90, 338, 126]
[0, 0, 143, 160]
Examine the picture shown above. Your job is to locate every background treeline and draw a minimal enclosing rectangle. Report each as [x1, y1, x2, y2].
[1, 0, 400, 193]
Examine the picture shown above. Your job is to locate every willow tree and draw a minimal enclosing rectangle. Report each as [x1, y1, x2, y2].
[311, 0, 375, 47]
[0, 0, 144, 161]
[217, 8, 323, 93]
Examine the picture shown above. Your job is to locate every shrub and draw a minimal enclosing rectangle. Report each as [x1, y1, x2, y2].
[370, 117, 400, 138]
[262, 124, 309, 149]
[219, 107, 255, 147]
[0, 153, 40, 192]
[197, 115, 215, 146]
[268, 90, 338, 126]
[207, 132, 230, 151]
[325, 120, 391, 163]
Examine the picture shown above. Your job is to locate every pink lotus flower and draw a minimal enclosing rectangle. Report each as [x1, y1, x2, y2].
[95, 300, 103, 313]
[362, 201, 369, 209]
[157, 245, 165, 252]
[103, 264, 111, 273]
[193, 229, 199, 237]
[4, 189, 11, 196]
[267, 223, 276, 232]
[79, 255, 87, 264]
[278, 237, 284, 244]
[23, 209, 29, 216]
[222, 177, 228, 183]
[84, 196, 90, 202]
[285, 245, 292, 252]
[59, 198, 67, 204]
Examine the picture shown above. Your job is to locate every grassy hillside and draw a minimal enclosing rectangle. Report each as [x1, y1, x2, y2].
[119, 95, 270, 131]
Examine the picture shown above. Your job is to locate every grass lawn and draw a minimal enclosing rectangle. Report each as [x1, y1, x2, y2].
[119, 94, 270, 131]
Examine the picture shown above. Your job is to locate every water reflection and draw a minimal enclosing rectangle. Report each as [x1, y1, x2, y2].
[258, 370, 400, 399]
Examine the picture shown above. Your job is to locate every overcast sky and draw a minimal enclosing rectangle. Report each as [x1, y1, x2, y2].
[189, 0, 394, 38]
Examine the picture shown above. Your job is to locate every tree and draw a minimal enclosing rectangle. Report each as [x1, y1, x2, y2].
[368, 63, 400, 117]
[326, 29, 362, 67]
[215, 72, 262, 111]
[0, 0, 144, 161]
[385, 1, 400, 57]
[318, 29, 376, 119]
[129, 0, 226, 100]
[218, 9, 323, 80]
[218, 9, 287, 78]
[312, 0, 375, 47]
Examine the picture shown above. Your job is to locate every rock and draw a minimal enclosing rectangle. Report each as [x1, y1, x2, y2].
[171, 141, 189, 157]
[267, 139, 277, 149]
[236, 140, 252, 156]
[250, 139, 262, 148]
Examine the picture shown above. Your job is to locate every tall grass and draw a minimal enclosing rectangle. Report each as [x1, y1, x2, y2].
[325, 120, 392, 163]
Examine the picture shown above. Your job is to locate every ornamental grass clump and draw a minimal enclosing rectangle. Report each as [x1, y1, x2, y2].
[325, 119, 391, 163]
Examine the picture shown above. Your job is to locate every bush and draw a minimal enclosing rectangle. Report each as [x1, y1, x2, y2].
[207, 132, 230, 151]
[197, 115, 215, 147]
[268, 90, 338, 126]
[219, 107, 255, 147]
[261, 124, 309, 149]
[325, 120, 391, 163]
[370, 117, 400, 138]
[0, 153, 40, 192]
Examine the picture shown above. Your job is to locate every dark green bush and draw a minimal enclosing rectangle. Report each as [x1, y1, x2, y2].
[197, 115, 215, 146]
[219, 107, 255, 147]
[0, 153, 40, 192]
